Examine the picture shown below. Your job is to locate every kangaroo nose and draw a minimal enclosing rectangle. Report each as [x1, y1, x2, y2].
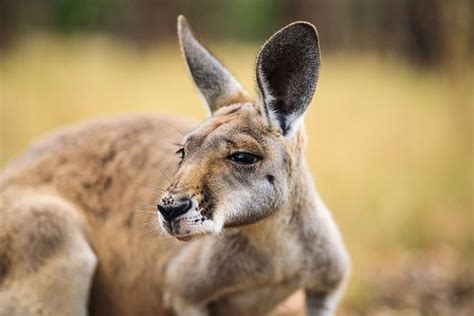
[157, 198, 192, 222]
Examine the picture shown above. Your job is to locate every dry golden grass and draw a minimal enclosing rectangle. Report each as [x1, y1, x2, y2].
[0, 35, 472, 314]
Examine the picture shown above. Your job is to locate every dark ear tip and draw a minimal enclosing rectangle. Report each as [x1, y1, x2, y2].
[257, 21, 320, 62]
[257, 21, 320, 66]
[281, 21, 319, 43]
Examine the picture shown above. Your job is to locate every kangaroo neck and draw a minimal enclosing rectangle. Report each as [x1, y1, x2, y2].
[235, 154, 318, 247]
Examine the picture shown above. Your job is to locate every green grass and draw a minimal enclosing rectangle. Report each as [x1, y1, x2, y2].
[1, 34, 472, 314]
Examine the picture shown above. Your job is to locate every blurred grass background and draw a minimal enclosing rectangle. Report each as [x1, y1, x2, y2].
[0, 0, 473, 315]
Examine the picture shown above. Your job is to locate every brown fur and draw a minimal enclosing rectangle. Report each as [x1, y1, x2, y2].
[0, 115, 194, 314]
[0, 16, 349, 316]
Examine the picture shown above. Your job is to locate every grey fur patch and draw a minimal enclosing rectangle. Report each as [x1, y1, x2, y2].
[21, 208, 66, 270]
[177, 16, 250, 113]
[256, 22, 320, 136]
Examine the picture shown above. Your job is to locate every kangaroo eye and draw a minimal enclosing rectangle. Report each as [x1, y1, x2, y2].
[228, 152, 261, 165]
[176, 148, 185, 160]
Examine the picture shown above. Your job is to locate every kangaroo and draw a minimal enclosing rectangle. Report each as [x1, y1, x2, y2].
[0, 16, 349, 316]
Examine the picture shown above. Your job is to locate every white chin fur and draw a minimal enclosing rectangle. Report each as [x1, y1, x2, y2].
[159, 208, 224, 239]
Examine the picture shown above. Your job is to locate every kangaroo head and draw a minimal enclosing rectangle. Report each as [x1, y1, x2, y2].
[157, 16, 320, 241]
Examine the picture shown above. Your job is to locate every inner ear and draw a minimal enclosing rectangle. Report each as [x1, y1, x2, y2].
[256, 22, 320, 136]
[177, 15, 251, 114]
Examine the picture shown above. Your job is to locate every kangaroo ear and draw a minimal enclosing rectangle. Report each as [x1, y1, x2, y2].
[177, 15, 250, 114]
[256, 22, 320, 136]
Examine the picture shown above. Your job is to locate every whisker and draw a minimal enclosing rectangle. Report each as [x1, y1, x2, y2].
[146, 163, 173, 184]
[135, 209, 157, 215]
[133, 180, 150, 187]
[142, 186, 167, 193]
[132, 211, 172, 242]
[142, 222, 177, 247]
[132, 203, 157, 213]
[132, 210, 156, 222]
[133, 180, 168, 193]
[146, 144, 183, 158]
[160, 121, 187, 137]
[143, 220, 159, 229]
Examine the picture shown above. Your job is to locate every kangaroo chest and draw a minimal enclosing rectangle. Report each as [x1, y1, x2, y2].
[204, 232, 316, 315]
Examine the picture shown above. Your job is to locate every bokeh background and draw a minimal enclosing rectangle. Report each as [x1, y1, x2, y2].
[0, 1, 472, 315]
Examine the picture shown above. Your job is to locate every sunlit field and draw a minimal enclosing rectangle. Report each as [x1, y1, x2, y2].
[1, 35, 472, 315]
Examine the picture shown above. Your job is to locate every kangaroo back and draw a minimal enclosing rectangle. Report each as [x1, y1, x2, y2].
[0, 115, 198, 314]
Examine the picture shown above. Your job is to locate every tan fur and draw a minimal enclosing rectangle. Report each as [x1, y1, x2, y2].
[0, 17, 349, 316]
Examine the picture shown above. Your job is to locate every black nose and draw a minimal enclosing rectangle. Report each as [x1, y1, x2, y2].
[157, 198, 192, 222]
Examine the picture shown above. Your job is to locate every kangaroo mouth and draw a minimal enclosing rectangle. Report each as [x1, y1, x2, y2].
[158, 215, 213, 241]
[171, 222, 212, 241]
[176, 235, 194, 241]
[171, 222, 211, 241]
[175, 231, 210, 241]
